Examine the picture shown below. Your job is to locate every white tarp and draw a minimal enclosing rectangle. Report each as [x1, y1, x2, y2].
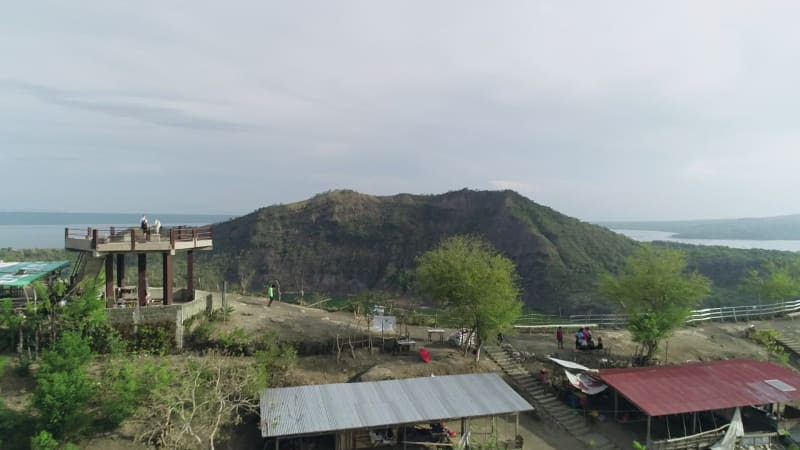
[565, 370, 608, 395]
[549, 357, 599, 373]
[710, 407, 743, 450]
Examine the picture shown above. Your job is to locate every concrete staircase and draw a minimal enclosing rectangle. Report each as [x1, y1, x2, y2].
[484, 345, 618, 450]
[777, 335, 800, 359]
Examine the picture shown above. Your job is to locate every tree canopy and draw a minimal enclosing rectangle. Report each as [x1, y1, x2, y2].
[601, 246, 711, 363]
[738, 261, 800, 304]
[415, 235, 523, 360]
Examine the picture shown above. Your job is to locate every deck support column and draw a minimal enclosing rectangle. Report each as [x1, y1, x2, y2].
[515, 413, 519, 439]
[646, 415, 652, 447]
[116, 254, 125, 288]
[105, 254, 114, 307]
[614, 390, 619, 422]
[138, 254, 147, 306]
[187, 250, 194, 300]
[162, 253, 174, 305]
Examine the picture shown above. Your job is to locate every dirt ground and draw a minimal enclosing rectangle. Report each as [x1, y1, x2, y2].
[205, 295, 799, 449]
[6, 295, 800, 449]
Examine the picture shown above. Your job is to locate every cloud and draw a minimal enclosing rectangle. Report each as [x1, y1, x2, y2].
[0, 80, 251, 132]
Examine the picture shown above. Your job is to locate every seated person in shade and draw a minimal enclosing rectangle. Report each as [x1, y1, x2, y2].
[595, 336, 604, 350]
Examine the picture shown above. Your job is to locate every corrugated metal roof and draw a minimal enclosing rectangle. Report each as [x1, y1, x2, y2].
[600, 359, 800, 417]
[0, 261, 70, 287]
[260, 373, 533, 438]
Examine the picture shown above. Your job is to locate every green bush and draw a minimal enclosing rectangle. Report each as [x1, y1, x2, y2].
[33, 331, 95, 439]
[30, 430, 60, 450]
[218, 327, 249, 355]
[99, 358, 174, 429]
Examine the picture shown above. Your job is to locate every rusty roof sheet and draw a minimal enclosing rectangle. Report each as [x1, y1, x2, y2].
[259, 373, 533, 438]
[600, 359, 800, 416]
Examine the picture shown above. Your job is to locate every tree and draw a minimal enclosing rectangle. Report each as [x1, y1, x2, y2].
[738, 262, 800, 305]
[32, 331, 95, 439]
[601, 246, 711, 364]
[416, 235, 523, 361]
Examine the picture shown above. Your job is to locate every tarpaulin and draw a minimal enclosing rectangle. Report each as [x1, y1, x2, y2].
[565, 370, 608, 395]
[710, 407, 743, 450]
[549, 357, 599, 373]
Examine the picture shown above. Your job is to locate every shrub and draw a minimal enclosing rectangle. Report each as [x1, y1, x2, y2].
[32, 331, 95, 439]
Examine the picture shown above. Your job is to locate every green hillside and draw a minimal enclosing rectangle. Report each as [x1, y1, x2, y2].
[202, 189, 639, 313]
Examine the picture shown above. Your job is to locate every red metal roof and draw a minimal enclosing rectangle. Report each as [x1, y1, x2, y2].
[600, 359, 800, 417]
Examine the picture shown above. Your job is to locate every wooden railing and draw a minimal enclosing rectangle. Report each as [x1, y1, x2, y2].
[649, 423, 727, 450]
[65, 225, 213, 249]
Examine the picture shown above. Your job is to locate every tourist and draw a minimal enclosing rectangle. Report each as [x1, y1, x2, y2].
[556, 326, 564, 349]
[268, 283, 275, 307]
[575, 328, 584, 349]
[140, 214, 149, 239]
[153, 218, 162, 235]
[595, 336, 604, 350]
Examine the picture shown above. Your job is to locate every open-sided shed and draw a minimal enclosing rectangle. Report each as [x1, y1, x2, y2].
[260, 372, 534, 449]
[600, 359, 800, 449]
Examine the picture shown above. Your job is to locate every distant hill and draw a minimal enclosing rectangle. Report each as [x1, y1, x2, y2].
[598, 215, 800, 240]
[202, 189, 638, 313]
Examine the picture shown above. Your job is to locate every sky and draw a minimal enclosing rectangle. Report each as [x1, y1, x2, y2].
[3, 1, 800, 221]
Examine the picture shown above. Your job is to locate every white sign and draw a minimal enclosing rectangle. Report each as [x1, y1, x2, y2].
[371, 315, 395, 332]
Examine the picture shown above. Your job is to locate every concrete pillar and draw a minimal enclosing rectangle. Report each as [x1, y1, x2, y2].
[187, 250, 194, 298]
[162, 252, 174, 305]
[105, 254, 114, 307]
[116, 253, 125, 287]
[138, 253, 147, 306]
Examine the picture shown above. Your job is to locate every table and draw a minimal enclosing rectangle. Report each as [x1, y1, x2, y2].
[427, 329, 446, 342]
[395, 338, 417, 354]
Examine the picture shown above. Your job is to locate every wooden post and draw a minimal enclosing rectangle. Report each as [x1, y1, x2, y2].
[92, 228, 98, 249]
[646, 415, 652, 447]
[614, 390, 619, 422]
[515, 413, 519, 440]
[163, 252, 174, 305]
[105, 254, 114, 307]
[138, 253, 147, 306]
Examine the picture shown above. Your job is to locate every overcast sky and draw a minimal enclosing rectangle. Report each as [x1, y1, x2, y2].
[3, 2, 800, 221]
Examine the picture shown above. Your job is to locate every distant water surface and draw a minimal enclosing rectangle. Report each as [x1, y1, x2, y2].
[615, 229, 800, 252]
[0, 212, 231, 249]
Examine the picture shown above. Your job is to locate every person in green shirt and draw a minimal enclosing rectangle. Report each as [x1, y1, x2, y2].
[268, 283, 275, 307]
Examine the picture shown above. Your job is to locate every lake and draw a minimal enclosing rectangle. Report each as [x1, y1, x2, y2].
[615, 229, 800, 252]
[0, 212, 231, 249]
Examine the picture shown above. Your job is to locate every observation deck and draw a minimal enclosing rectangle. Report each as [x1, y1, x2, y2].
[65, 225, 213, 256]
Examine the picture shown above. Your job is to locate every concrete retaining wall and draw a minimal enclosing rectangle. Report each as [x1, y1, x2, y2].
[107, 289, 224, 349]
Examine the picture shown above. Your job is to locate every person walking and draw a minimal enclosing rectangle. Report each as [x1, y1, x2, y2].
[556, 326, 564, 349]
[268, 283, 275, 307]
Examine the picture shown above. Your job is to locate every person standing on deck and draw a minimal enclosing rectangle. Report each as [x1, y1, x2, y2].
[268, 283, 275, 307]
[140, 215, 149, 239]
